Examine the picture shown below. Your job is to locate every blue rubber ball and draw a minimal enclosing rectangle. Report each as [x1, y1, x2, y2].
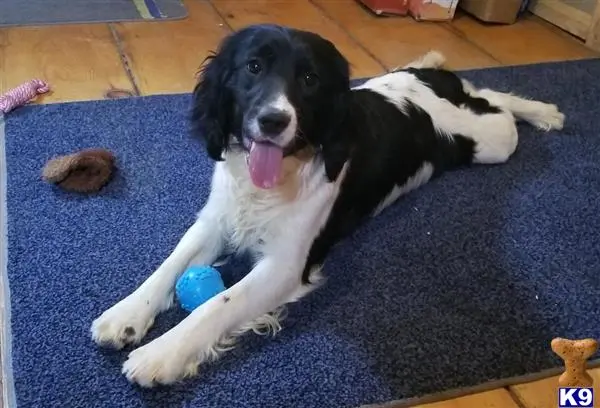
[175, 266, 226, 312]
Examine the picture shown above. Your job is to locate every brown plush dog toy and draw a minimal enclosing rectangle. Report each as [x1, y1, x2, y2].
[42, 148, 115, 193]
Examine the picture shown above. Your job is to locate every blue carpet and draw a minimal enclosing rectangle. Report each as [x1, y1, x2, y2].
[3, 59, 600, 408]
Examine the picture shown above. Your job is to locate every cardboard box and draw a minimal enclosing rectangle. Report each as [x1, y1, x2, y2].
[409, 0, 459, 21]
[460, 0, 523, 24]
[357, 0, 410, 15]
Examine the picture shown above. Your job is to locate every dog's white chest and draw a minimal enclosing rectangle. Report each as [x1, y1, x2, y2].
[215, 157, 299, 254]
[227, 192, 290, 252]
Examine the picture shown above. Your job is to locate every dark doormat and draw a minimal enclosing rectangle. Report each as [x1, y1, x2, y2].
[1, 59, 599, 408]
[0, 0, 187, 27]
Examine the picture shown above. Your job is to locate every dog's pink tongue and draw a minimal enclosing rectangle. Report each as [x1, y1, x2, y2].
[248, 141, 283, 189]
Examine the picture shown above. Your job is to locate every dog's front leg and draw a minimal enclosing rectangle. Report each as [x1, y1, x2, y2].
[121, 253, 306, 387]
[91, 194, 226, 349]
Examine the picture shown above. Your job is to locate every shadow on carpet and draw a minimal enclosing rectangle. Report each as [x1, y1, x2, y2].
[2, 59, 600, 408]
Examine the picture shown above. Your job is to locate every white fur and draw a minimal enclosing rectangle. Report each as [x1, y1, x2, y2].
[395, 50, 446, 71]
[92, 148, 347, 385]
[356, 70, 564, 165]
[372, 162, 434, 216]
[249, 92, 298, 147]
[91, 51, 565, 386]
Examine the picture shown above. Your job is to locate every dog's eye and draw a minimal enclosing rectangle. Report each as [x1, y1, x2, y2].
[246, 60, 262, 75]
[303, 72, 319, 88]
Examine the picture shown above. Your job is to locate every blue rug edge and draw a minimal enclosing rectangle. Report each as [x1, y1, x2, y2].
[1, 114, 17, 408]
[359, 360, 600, 407]
[9, 57, 599, 112]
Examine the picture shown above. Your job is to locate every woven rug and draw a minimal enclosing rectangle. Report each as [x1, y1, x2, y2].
[1, 59, 600, 408]
[0, 0, 187, 27]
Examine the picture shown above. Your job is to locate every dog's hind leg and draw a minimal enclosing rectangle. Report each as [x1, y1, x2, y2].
[452, 87, 564, 165]
[463, 81, 565, 132]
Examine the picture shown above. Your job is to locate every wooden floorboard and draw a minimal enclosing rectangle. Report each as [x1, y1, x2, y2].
[510, 368, 600, 408]
[447, 11, 598, 66]
[416, 389, 520, 408]
[367, 388, 521, 408]
[312, 0, 500, 70]
[0, 25, 133, 103]
[111, 0, 230, 96]
[210, 0, 385, 78]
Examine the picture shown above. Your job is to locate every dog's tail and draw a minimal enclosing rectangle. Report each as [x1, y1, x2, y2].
[391, 50, 447, 72]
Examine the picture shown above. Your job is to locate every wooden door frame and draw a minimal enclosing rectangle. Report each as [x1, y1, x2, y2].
[587, 0, 600, 51]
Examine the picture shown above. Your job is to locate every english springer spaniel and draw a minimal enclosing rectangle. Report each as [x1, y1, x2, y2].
[91, 24, 564, 386]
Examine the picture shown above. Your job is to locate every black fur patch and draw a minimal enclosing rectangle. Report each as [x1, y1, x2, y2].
[406, 68, 502, 115]
[302, 89, 476, 284]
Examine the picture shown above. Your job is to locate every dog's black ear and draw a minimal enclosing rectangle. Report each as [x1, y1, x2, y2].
[320, 92, 352, 182]
[311, 41, 353, 182]
[190, 43, 235, 161]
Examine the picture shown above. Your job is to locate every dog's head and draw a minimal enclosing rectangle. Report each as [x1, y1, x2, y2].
[191, 24, 351, 189]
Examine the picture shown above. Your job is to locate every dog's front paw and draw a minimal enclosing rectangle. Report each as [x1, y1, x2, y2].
[91, 293, 172, 349]
[122, 334, 200, 387]
[532, 103, 565, 131]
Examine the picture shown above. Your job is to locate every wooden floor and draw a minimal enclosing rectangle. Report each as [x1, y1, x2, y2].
[1, 0, 599, 407]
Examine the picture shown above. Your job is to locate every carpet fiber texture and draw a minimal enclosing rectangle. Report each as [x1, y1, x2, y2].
[0, 0, 187, 26]
[3, 59, 600, 408]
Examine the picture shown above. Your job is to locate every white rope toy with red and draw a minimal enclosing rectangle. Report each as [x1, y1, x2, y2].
[0, 79, 50, 114]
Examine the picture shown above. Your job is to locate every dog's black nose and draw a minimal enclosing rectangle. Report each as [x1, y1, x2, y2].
[258, 110, 291, 135]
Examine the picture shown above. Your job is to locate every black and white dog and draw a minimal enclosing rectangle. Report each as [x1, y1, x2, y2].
[91, 24, 564, 386]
